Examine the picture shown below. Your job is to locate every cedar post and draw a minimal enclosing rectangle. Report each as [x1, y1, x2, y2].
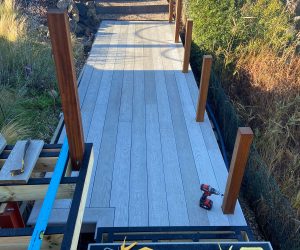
[168, 0, 174, 23]
[195, 55, 212, 122]
[174, 0, 182, 43]
[47, 9, 85, 170]
[222, 127, 253, 214]
[182, 19, 193, 73]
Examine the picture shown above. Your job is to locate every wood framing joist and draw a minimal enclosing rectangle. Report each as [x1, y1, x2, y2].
[0, 183, 75, 202]
[0, 227, 64, 250]
[0, 143, 94, 250]
[0, 144, 62, 173]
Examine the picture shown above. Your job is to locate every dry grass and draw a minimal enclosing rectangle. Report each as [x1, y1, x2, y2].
[0, 0, 25, 41]
[0, 119, 30, 143]
[237, 48, 300, 92]
[0, 0, 84, 142]
[232, 48, 300, 213]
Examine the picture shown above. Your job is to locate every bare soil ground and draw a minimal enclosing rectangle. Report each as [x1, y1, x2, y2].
[95, 0, 169, 20]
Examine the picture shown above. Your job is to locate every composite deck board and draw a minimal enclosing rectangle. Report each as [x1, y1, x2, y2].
[55, 21, 117, 209]
[164, 69, 208, 226]
[90, 22, 128, 208]
[154, 26, 189, 226]
[110, 22, 133, 227]
[155, 22, 209, 227]
[0, 140, 44, 184]
[128, 22, 148, 226]
[58, 21, 116, 143]
[29, 21, 247, 229]
[144, 24, 169, 226]
[163, 25, 229, 226]
[86, 21, 121, 205]
[165, 24, 246, 226]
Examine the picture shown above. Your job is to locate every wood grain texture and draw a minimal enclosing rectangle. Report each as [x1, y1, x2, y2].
[68, 147, 94, 250]
[164, 70, 206, 226]
[37, 21, 248, 227]
[80, 22, 115, 141]
[163, 23, 212, 226]
[110, 121, 131, 227]
[164, 23, 230, 225]
[0, 183, 75, 202]
[165, 23, 246, 225]
[110, 23, 133, 227]
[0, 234, 62, 250]
[28, 207, 113, 233]
[222, 127, 253, 214]
[144, 23, 169, 226]
[47, 9, 84, 170]
[182, 19, 193, 73]
[168, 0, 174, 23]
[95, 208, 115, 228]
[90, 22, 127, 208]
[175, 71, 229, 225]
[0, 140, 44, 184]
[196, 55, 212, 122]
[156, 24, 189, 226]
[129, 22, 148, 227]
[56, 22, 117, 145]
[85, 21, 119, 206]
[164, 32, 227, 224]
[53, 21, 117, 213]
[1, 157, 61, 173]
[174, 0, 182, 43]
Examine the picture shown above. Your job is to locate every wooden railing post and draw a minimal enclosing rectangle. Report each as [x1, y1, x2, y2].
[47, 9, 85, 170]
[195, 55, 212, 122]
[168, 0, 174, 23]
[174, 0, 182, 43]
[222, 127, 253, 214]
[182, 19, 193, 73]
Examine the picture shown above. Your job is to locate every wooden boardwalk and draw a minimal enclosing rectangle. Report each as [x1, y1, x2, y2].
[28, 21, 246, 229]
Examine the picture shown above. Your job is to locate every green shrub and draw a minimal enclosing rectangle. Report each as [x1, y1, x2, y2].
[186, 0, 294, 63]
[187, 0, 239, 55]
[185, 0, 300, 220]
[0, 0, 57, 141]
[237, 0, 294, 52]
[0, 0, 83, 142]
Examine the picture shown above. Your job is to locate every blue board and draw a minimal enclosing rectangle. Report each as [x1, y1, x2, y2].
[28, 137, 69, 250]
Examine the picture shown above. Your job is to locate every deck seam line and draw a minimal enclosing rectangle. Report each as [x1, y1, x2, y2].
[84, 21, 115, 140]
[165, 24, 230, 226]
[158, 22, 189, 226]
[161, 42, 192, 226]
[109, 23, 129, 221]
[89, 20, 122, 207]
[142, 22, 150, 227]
[150, 23, 170, 227]
[88, 20, 119, 207]
[155, 23, 175, 226]
[80, 21, 114, 109]
[163, 23, 210, 226]
[127, 22, 136, 227]
[110, 21, 131, 226]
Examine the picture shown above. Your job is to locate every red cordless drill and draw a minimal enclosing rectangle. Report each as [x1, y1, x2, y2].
[199, 184, 223, 210]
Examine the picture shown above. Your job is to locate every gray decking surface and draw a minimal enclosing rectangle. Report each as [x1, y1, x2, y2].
[28, 21, 246, 229]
